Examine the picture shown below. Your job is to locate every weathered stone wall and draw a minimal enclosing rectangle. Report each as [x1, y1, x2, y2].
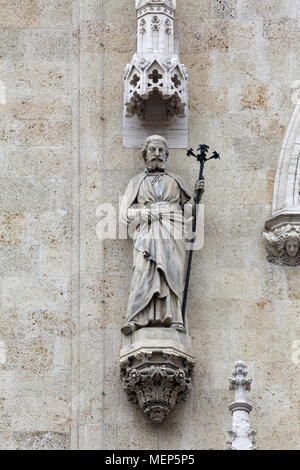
[0, 0, 299, 450]
[0, 0, 73, 450]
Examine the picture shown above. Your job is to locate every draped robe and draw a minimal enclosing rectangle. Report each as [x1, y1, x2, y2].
[121, 171, 192, 330]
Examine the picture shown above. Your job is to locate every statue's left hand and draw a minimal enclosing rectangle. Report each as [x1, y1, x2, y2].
[194, 178, 205, 201]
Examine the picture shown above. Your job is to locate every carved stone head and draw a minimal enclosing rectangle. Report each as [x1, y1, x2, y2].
[284, 235, 299, 258]
[263, 224, 300, 266]
[142, 135, 169, 172]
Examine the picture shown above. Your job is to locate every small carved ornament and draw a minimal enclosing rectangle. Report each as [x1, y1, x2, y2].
[263, 224, 300, 266]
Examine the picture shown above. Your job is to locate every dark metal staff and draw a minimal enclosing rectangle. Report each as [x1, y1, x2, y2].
[182, 145, 220, 325]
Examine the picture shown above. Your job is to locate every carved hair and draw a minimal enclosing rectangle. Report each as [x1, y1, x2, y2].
[142, 135, 169, 161]
[264, 224, 300, 265]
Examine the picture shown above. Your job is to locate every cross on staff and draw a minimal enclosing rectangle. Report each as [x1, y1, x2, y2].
[182, 144, 220, 325]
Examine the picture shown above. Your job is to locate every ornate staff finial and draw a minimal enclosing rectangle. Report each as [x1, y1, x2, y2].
[226, 361, 257, 450]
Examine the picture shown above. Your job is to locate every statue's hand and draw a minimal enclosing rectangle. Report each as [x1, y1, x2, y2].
[194, 178, 205, 201]
[140, 208, 151, 224]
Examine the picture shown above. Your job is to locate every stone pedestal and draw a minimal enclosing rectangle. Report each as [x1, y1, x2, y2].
[120, 328, 195, 424]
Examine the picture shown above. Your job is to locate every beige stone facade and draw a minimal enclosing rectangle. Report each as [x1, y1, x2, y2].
[0, 0, 299, 450]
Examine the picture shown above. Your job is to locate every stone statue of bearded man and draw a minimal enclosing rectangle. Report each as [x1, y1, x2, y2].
[120, 135, 204, 336]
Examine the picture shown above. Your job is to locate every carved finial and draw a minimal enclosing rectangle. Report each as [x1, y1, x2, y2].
[229, 361, 252, 396]
[233, 360, 248, 376]
[226, 361, 257, 450]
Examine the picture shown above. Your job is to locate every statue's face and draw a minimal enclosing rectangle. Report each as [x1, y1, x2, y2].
[285, 238, 299, 258]
[145, 139, 167, 172]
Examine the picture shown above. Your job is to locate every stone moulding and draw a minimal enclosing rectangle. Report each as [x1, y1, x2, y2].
[120, 328, 195, 424]
[272, 104, 300, 214]
[264, 104, 300, 266]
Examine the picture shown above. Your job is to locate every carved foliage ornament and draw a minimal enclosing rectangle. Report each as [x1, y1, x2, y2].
[229, 360, 252, 393]
[120, 351, 194, 424]
[263, 224, 300, 266]
[226, 429, 257, 451]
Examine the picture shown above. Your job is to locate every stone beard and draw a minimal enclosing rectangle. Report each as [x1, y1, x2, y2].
[120, 135, 199, 336]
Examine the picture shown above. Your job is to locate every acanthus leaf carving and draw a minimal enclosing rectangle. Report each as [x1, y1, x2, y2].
[120, 351, 194, 424]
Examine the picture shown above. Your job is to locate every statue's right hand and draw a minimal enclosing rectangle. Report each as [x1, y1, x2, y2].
[140, 208, 151, 224]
